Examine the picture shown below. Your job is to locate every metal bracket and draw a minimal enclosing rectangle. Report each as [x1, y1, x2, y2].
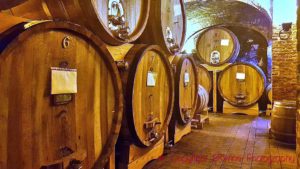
[144, 114, 161, 143]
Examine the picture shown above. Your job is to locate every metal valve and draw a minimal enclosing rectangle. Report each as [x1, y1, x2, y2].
[116, 60, 129, 70]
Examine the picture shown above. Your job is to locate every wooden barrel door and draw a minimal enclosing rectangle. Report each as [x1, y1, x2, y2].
[171, 56, 198, 124]
[138, 0, 186, 55]
[120, 45, 174, 147]
[218, 63, 266, 107]
[0, 14, 123, 169]
[196, 27, 240, 66]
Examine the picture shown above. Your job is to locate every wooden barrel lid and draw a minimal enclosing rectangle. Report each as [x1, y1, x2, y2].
[0, 16, 123, 169]
[138, 0, 186, 55]
[0, 0, 27, 10]
[123, 45, 174, 147]
[196, 27, 240, 66]
[218, 63, 266, 107]
[196, 64, 212, 93]
[171, 56, 198, 124]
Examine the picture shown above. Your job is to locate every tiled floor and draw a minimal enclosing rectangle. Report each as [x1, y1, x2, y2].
[144, 114, 296, 169]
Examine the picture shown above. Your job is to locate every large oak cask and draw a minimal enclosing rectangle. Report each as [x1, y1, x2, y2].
[169, 55, 198, 125]
[0, 14, 123, 169]
[196, 27, 240, 66]
[271, 100, 296, 144]
[0, 0, 27, 10]
[266, 84, 272, 103]
[218, 63, 266, 107]
[1, 0, 150, 45]
[137, 0, 186, 55]
[108, 44, 174, 147]
[196, 64, 212, 93]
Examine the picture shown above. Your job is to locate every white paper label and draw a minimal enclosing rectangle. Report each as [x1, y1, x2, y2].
[236, 72, 246, 80]
[51, 67, 77, 94]
[147, 71, 157, 87]
[221, 39, 230, 46]
[174, 4, 182, 17]
[184, 72, 190, 84]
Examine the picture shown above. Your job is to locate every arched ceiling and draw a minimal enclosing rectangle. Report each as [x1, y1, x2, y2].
[184, 0, 272, 42]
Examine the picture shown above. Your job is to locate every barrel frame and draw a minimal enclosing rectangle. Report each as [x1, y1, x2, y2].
[172, 56, 198, 125]
[196, 26, 240, 66]
[123, 45, 175, 147]
[217, 62, 266, 107]
[0, 21, 124, 168]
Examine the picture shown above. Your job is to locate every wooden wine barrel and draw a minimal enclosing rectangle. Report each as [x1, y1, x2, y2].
[108, 44, 174, 147]
[0, 0, 27, 10]
[271, 100, 296, 144]
[196, 85, 209, 113]
[196, 64, 212, 93]
[218, 63, 266, 107]
[266, 84, 272, 102]
[137, 0, 186, 55]
[170, 55, 198, 125]
[1, 0, 150, 45]
[196, 27, 240, 66]
[0, 14, 123, 169]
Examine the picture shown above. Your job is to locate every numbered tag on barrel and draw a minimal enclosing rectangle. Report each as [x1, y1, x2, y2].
[147, 71, 157, 87]
[51, 67, 77, 105]
[184, 72, 190, 87]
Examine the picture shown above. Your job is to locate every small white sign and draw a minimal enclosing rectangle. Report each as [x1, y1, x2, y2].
[236, 72, 246, 80]
[221, 39, 230, 46]
[51, 67, 77, 95]
[174, 4, 182, 16]
[184, 72, 190, 84]
[147, 71, 157, 87]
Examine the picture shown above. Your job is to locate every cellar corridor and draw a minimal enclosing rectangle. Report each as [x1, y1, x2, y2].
[145, 114, 296, 169]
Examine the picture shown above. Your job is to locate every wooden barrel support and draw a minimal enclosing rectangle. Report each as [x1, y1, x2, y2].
[196, 27, 240, 66]
[137, 0, 186, 55]
[0, 14, 123, 169]
[218, 63, 266, 107]
[1, 0, 150, 45]
[271, 100, 296, 144]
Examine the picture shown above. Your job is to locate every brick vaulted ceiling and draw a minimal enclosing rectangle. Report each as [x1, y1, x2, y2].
[184, 0, 272, 41]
